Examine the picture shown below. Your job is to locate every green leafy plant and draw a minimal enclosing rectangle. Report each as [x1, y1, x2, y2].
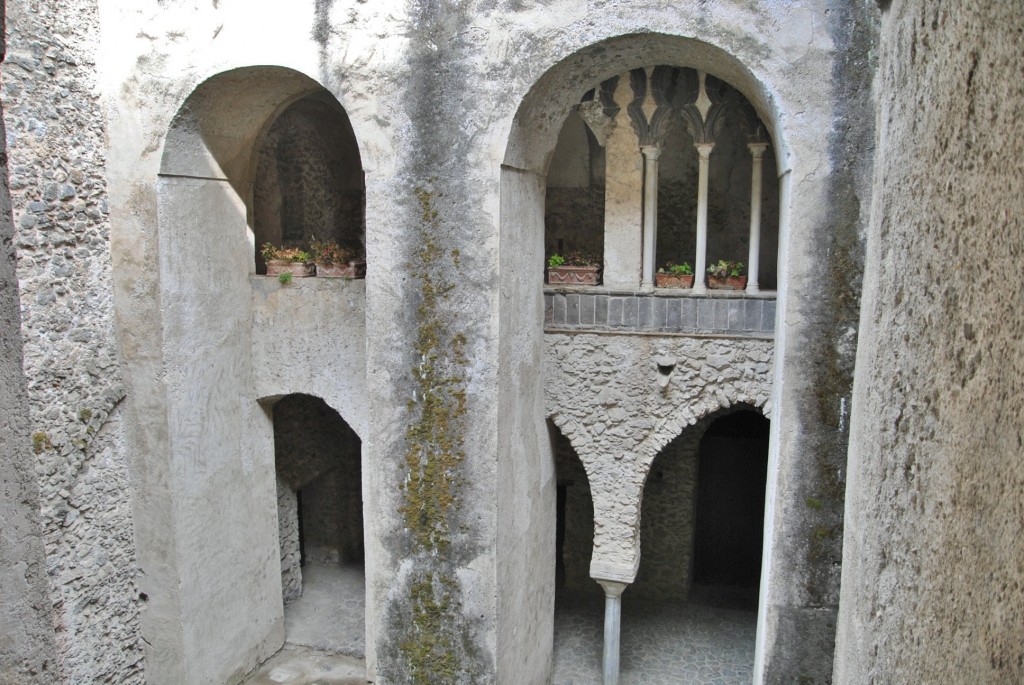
[278, 271, 293, 285]
[260, 242, 312, 263]
[706, 259, 744, 278]
[547, 254, 566, 268]
[658, 261, 693, 276]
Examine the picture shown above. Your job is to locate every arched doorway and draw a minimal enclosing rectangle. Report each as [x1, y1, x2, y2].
[271, 394, 365, 657]
[692, 408, 769, 608]
[253, 93, 365, 274]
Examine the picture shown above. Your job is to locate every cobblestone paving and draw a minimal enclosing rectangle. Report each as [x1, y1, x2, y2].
[552, 590, 757, 685]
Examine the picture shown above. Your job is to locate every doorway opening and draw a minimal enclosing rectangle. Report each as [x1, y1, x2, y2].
[692, 408, 769, 610]
[272, 393, 365, 657]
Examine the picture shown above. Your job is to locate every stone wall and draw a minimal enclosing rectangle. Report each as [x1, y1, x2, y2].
[0, 14, 57, 676]
[276, 479, 302, 604]
[545, 109, 604, 259]
[835, 2, 1024, 683]
[553, 426, 596, 595]
[3, 0, 142, 681]
[633, 417, 703, 601]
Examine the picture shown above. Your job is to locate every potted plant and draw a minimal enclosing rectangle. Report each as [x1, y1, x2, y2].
[706, 259, 747, 290]
[655, 261, 694, 288]
[261, 243, 314, 279]
[311, 238, 366, 279]
[547, 251, 601, 286]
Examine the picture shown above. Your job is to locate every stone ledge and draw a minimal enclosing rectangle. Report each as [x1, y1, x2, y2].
[544, 289, 775, 337]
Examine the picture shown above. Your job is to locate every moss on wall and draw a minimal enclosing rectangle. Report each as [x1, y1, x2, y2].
[390, 185, 481, 685]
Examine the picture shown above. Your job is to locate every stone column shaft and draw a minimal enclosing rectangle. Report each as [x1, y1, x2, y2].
[640, 145, 661, 291]
[693, 142, 715, 294]
[597, 579, 628, 685]
[747, 142, 768, 293]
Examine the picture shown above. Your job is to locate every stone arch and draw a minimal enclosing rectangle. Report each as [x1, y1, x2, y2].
[636, 393, 770, 487]
[635, 401, 768, 597]
[512, 37, 789, 683]
[502, 32, 785, 177]
[265, 392, 366, 657]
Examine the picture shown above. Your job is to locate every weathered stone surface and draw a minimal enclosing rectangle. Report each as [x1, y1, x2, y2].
[835, 2, 1024, 683]
[4, 0, 142, 681]
[0, 62, 58, 683]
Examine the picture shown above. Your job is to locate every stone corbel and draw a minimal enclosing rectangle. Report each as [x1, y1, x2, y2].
[626, 66, 676, 148]
[578, 76, 619, 147]
[675, 69, 728, 145]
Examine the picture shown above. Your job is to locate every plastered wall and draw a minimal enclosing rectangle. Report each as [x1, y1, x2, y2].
[835, 2, 1024, 682]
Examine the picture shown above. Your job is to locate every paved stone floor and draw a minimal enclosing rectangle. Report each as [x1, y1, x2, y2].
[552, 587, 757, 685]
[241, 645, 367, 685]
[244, 568, 756, 685]
[284, 563, 366, 657]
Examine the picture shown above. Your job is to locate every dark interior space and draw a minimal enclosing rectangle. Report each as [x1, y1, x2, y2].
[551, 421, 596, 596]
[692, 409, 769, 607]
[273, 393, 363, 602]
[253, 92, 365, 273]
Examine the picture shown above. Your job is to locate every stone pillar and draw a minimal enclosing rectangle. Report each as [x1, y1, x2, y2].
[598, 579, 629, 685]
[602, 76, 643, 289]
[692, 142, 715, 294]
[746, 142, 768, 293]
[640, 145, 661, 291]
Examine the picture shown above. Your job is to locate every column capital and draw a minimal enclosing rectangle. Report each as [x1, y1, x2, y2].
[639, 145, 662, 161]
[748, 141, 769, 158]
[695, 142, 715, 159]
[596, 579, 629, 599]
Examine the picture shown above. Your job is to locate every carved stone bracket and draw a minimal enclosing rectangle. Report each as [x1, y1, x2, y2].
[578, 77, 620, 147]
[674, 69, 728, 145]
[626, 66, 677, 148]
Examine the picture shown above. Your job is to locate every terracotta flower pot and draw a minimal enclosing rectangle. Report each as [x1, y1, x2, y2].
[547, 265, 601, 286]
[266, 260, 314, 278]
[655, 273, 694, 288]
[707, 275, 747, 290]
[316, 259, 366, 279]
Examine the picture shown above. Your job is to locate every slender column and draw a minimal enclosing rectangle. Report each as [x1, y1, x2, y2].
[640, 145, 661, 291]
[746, 142, 768, 293]
[597, 579, 629, 685]
[692, 142, 715, 294]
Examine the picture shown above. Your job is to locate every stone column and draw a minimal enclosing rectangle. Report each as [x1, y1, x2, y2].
[746, 142, 768, 293]
[640, 145, 661, 291]
[598, 579, 629, 685]
[692, 142, 715, 294]
[602, 76, 643, 289]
